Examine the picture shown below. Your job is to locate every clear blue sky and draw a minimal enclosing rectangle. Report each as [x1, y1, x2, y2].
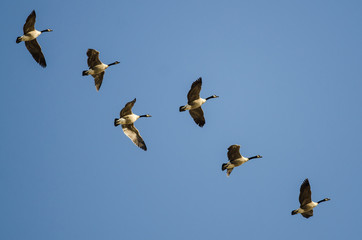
[1, 0, 362, 239]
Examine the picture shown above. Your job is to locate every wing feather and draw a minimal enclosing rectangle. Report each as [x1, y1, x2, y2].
[227, 168, 234, 177]
[120, 98, 136, 117]
[25, 40, 46, 67]
[299, 178, 312, 206]
[187, 77, 202, 103]
[87, 49, 102, 67]
[93, 72, 105, 91]
[301, 210, 313, 218]
[23, 10, 36, 33]
[227, 145, 242, 161]
[189, 107, 205, 127]
[122, 124, 147, 151]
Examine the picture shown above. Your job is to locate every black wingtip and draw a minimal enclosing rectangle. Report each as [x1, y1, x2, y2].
[303, 178, 310, 186]
[197, 121, 205, 127]
[28, 10, 36, 18]
[39, 61, 46, 68]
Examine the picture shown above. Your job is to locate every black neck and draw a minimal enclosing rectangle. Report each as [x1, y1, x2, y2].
[108, 62, 118, 66]
[206, 96, 215, 100]
[139, 115, 148, 118]
[248, 155, 259, 160]
[317, 199, 328, 204]
[41, 29, 49, 33]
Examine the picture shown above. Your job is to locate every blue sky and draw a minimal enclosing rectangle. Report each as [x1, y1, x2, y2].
[1, 0, 362, 239]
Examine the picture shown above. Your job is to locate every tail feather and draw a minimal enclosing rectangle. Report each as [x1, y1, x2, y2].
[16, 37, 21, 43]
[82, 70, 89, 76]
[114, 118, 120, 127]
[179, 106, 186, 112]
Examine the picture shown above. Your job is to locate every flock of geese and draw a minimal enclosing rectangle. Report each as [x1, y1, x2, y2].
[16, 10, 331, 219]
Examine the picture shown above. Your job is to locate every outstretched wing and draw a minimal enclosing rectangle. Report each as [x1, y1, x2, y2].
[299, 178, 312, 206]
[187, 77, 202, 103]
[122, 124, 147, 151]
[87, 49, 102, 67]
[301, 210, 313, 219]
[120, 98, 136, 117]
[189, 107, 205, 127]
[93, 72, 105, 91]
[23, 10, 36, 34]
[227, 145, 242, 161]
[25, 39, 46, 67]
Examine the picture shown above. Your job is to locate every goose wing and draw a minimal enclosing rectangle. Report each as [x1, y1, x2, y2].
[299, 178, 312, 206]
[227, 145, 242, 161]
[301, 210, 313, 219]
[189, 107, 205, 127]
[87, 49, 102, 68]
[25, 39, 46, 67]
[120, 98, 136, 117]
[227, 168, 233, 177]
[187, 77, 202, 103]
[93, 72, 105, 91]
[23, 10, 36, 34]
[122, 124, 147, 151]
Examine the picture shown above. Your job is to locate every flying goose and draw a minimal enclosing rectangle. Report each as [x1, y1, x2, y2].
[82, 49, 120, 91]
[179, 77, 218, 127]
[291, 178, 330, 218]
[222, 145, 262, 177]
[16, 10, 52, 68]
[114, 98, 151, 151]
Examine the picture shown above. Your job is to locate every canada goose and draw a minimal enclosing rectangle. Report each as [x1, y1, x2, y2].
[179, 77, 218, 127]
[82, 49, 120, 91]
[114, 98, 151, 151]
[221, 145, 262, 177]
[16, 10, 52, 68]
[291, 178, 330, 218]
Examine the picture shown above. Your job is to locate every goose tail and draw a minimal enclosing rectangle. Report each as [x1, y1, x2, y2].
[114, 118, 120, 127]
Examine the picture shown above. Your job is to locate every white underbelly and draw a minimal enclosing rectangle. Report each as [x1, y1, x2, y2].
[233, 159, 247, 167]
[188, 98, 206, 109]
[90, 64, 108, 75]
[299, 202, 318, 212]
[21, 30, 41, 41]
[117, 114, 139, 125]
